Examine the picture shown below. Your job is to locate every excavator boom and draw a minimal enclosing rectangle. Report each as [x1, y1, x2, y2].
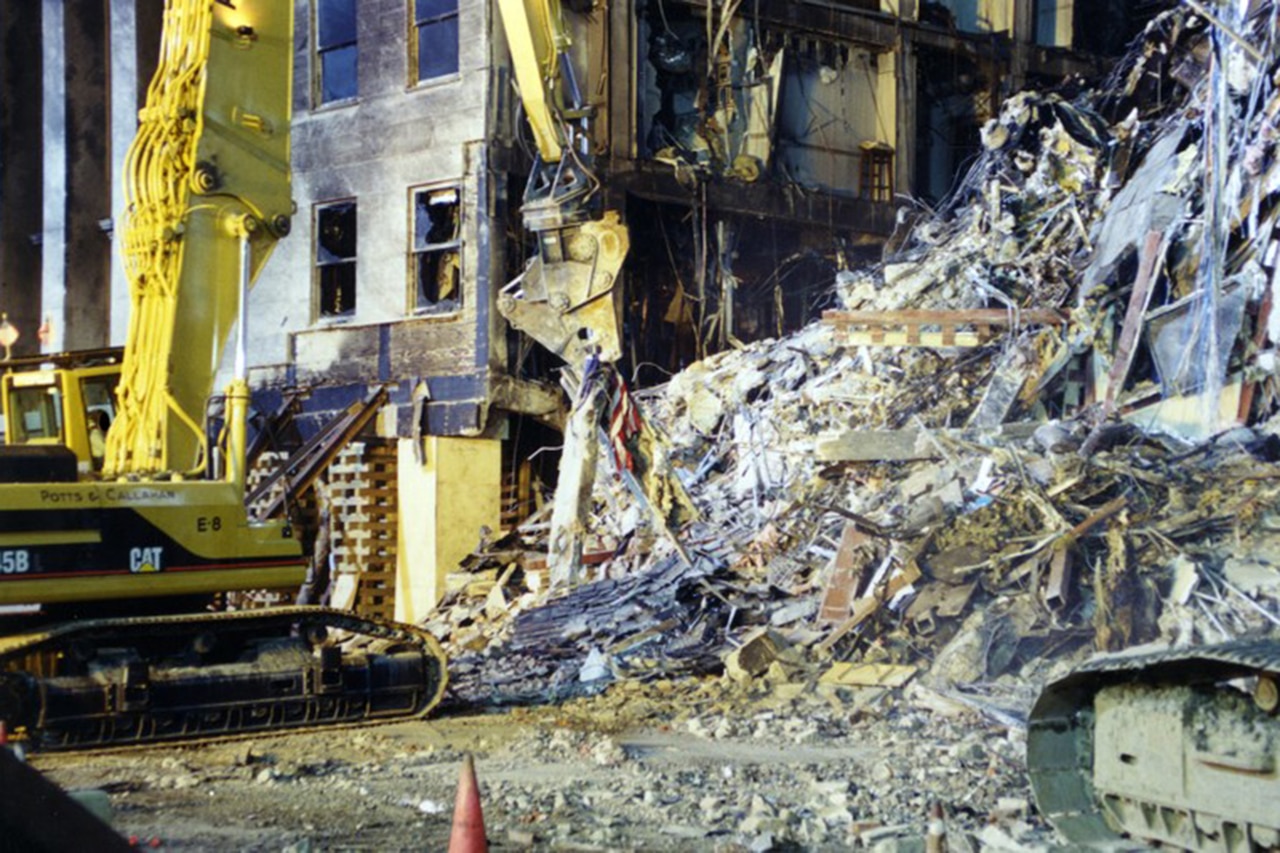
[109, 0, 293, 478]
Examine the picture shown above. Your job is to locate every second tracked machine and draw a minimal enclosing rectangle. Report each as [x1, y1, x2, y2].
[0, 0, 446, 751]
[1029, 639, 1280, 851]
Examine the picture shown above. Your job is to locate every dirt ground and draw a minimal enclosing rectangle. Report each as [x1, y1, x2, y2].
[30, 679, 1055, 852]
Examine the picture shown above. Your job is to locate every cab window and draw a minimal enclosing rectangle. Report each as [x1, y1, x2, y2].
[81, 374, 119, 470]
[9, 384, 63, 442]
[81, 374, 119, 431]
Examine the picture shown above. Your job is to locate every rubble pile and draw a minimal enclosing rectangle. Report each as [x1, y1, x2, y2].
[436, 4, 1280, 720]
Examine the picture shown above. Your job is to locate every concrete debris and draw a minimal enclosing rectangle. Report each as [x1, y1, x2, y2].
[407, 4, 1280, 845]
[724, 627, 790, 684]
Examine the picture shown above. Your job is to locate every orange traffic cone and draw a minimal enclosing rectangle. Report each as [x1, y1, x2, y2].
[447, 753, 487, 853]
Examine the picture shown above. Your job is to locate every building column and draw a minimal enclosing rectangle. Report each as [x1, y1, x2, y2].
[1011, 0, 1035, 90]
[40, 0, 67, 353]
[108, 1, 139, 345]
[1, 0, 45, 354]
[894, 37, 916, 201]
[395, 436, 502, 622]
[62, 0, 112, 350]
[1053, 1, 1075, 48]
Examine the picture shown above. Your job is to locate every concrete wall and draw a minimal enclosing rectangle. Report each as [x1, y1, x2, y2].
[775, 47, 899, 199]
[395, 435, 501, 620]
[248, 0, 497, 378]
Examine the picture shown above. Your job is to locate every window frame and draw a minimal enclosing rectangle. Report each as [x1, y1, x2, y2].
[314, 199, 359, 322]
[314, 0, 359, 107]
[408, 0, 461, 87]
[409, 184, 464, 316]
[8, 383, 64, 443]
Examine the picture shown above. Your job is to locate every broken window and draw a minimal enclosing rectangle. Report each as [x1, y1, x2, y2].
[316, 201, 357, 318]
[411, 0, 459, 84]
[316, 0, 357, 105]
[411, 187, 462, 314]
[860, 143, 894, 202]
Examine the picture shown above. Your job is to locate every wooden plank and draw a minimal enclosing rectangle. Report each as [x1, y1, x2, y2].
[824, 308, 1067, 350]
[834, 330, 985, 348]
[823, 308, 1068, 326]
[1103, 230, 1164, 411]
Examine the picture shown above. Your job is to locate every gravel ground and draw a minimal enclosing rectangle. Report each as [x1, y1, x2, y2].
[30, 677, 1062, 851]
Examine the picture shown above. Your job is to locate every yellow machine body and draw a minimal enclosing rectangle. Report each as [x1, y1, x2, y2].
[0, 0, 303, 611]
[0, 2, 447, 754]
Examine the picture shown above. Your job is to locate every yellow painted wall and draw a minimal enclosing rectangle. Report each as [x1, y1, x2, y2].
[395, 435, 501, 622]
[875, 50, 898, 148]
[984, 0, 1014, 34]
[879, 0, 918, 19]
[1047, 1, 1074, 48]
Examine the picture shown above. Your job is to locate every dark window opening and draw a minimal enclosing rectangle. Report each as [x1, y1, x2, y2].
[317, 202, 357, 318]
[412, 0, 459, 84]
[412, 187, 461, 314]
[317, 0, 358, 104]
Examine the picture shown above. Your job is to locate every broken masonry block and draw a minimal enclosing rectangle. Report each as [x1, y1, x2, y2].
[724, 627, 789, 683]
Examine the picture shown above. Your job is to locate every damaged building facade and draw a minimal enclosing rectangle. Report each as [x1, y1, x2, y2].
[0, 0, 1155, 614]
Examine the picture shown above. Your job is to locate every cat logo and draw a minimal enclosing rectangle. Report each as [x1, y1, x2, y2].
[129, 546, 164, 573]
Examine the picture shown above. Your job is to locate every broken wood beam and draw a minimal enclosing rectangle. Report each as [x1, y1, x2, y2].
[1060, 496, 1128, 547]
[822, 308, 1068, 349]
[816, 560, 922, 656]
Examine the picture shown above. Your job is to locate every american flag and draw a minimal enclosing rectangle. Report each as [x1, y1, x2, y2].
[607, 373, 642, 474]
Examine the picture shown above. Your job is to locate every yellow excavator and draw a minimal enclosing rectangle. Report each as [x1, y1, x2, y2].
[0, 0, 445, 751]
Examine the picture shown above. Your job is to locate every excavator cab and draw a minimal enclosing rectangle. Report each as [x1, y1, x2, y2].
[0, 354, 122, 479]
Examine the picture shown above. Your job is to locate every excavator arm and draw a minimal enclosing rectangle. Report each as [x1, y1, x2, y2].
[494, 0, 628, 366]
[495, 1, 696, 586]
[107, 0, 293, 480]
